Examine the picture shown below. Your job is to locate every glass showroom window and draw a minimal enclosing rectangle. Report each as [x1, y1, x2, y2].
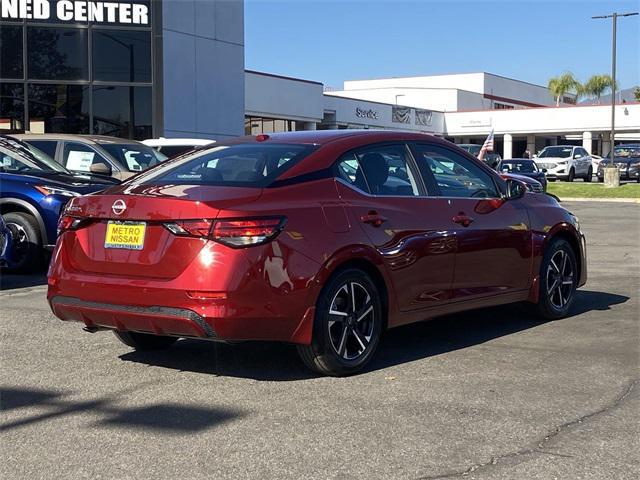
[93, 85, 152, 140]
[27, 27, 89, 81]
[0, 25, 24, 79]
[92, 30, 151, 83]
[28, 84, 90, 134]
[0, 84, 25, 131]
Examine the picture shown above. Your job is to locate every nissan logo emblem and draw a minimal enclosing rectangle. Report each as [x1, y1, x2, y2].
[112, 199, 127, 215]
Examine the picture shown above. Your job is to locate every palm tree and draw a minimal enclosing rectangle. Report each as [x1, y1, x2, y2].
[582, 75, 616, 104]
[548, 72, 581, 106]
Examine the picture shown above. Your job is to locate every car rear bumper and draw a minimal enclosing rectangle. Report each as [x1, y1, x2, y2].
[49, 295, 217, 338]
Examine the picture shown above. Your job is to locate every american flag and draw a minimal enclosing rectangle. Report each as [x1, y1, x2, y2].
[481, 129, 495, 152]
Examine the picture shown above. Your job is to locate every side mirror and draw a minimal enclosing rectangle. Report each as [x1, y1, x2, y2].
[90, 162, 112, 176]
[574, 154, 581, 159]
[541, 168, 548, 173]
[505, 179, 526, 200]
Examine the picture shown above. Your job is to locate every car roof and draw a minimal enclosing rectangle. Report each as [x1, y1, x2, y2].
[11, 133, 143, 145]
[223, 129, 443, 146]
[503, 158, 534, 161]
[142, 138, 215, 147]
[543, 145, 577, 148]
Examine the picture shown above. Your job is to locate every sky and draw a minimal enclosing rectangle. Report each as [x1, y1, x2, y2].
[245, 0, 640, 91]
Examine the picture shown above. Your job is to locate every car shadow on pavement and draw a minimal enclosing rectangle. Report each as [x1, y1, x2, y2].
[0, 386, 245, 433]
[118, 289, 629, 382]
[0, 271, 48, 290]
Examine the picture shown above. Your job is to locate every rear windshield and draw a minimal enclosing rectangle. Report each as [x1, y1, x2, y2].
[136, 143, 316, 187]
[613, 146, 640, 158]
[539, 147, 572, 158]
[500, 161, 538, 173]
[101, 143, 167, 172]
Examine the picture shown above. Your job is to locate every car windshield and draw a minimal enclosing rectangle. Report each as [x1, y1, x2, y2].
[539, 147, 572, 158]
[501, 161, 538, 173]
[100, 143, 168, 172]
[613, 146, 640, 158]
[0, 145, 51, 174]
[135, 143, 316, 187]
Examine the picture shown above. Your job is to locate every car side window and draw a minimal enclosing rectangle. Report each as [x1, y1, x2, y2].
[27, 140, 57, 160]
[335, 144, 420, 196]
[63, 142, 110, 172]
[412, 143, 499, 199]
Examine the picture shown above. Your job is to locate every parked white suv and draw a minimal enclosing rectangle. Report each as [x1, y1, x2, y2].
[142, 137, 215, 158]
[535, 145, 593, 182]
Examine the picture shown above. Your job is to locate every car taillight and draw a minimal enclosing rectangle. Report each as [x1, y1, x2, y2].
[163, 219, 214, 237]
[212, 217, 286, 248]
[57, 215, 88, 236]
[163, 217, 286, 248]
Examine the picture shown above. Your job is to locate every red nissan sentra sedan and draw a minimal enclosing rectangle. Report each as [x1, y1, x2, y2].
[48, 131, 587, 376]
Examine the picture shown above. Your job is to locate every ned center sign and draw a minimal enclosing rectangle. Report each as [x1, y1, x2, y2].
[1, 0, 149, 25]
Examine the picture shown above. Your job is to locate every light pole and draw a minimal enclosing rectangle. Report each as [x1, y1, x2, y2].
[592, 11, 638, 184]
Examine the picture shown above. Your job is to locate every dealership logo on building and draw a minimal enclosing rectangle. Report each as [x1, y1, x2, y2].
[1, 0, 149, 25]
[356, 108, 379, 120]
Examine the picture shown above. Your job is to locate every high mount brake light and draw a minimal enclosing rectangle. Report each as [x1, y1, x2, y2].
[163, 217, 286, 248]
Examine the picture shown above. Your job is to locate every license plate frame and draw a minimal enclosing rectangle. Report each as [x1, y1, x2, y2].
[104, 221, 147, 250]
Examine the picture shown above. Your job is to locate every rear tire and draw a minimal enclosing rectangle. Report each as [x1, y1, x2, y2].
[584, 167, 593, 182]
[2, 212, 43, 273]
[297, 268, 383, 376]
[113, 331, 178, 350]
[567, 168, 575, 182]
[535, 238, 577, 320]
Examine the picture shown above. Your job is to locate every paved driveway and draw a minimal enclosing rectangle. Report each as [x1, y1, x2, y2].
[1, 201, 638, 479]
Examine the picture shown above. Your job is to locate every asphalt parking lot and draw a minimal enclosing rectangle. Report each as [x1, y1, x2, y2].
[1, 201, 638, 480]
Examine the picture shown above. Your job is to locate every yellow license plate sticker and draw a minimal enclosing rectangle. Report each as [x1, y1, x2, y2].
[104, 222, 146, 250]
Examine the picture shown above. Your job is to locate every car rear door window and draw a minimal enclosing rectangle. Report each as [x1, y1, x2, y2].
[335, 144, 421, 196]
[412, 144, 499, 199]
[62, 142, 111, 172]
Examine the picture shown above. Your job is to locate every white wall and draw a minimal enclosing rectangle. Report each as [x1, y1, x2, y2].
[444, 104, 640, 136]
[324, 95, 445, 133]
[245, 72, 324, 122]
[484, 73, 557, 107]
[326, 88, 460, 112]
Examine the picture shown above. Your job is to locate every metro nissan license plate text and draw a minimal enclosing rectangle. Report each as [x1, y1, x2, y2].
[105, 222, 146, 250]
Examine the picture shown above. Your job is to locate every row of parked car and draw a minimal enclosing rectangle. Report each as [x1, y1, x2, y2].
[0, 135, 212, 272]
[1, 132, 638, 274]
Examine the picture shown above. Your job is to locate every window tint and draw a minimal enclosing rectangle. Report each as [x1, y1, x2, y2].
[63, 142, 109, 172]
[0, 25, 23, 79]
[336, 144, 420, 196]
[413, 144, 499, 198]
[0, 83, 24, 131]
[92, 30, 151, 83]
[28, 84, 90, 134]
[27, 27, 88, 81]
[138, 144, 315, 187]
[500, 161, 537, 173]
[27, 140, 58, 160]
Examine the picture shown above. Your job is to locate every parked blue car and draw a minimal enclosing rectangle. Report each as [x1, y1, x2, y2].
[0, 138, 119, 272]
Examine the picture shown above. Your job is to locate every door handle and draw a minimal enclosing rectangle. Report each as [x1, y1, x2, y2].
[452, 213, 474, 227]
[360, 211, 387, 227]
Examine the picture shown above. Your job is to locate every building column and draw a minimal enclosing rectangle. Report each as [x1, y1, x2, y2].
[303, 122, 317, 131]
[526, 134, 536, 157]
[601, 132, 611, 158]
[550, 137, 558, 146]
[503, 134, 513, 160]
[582, 131, 593, 154]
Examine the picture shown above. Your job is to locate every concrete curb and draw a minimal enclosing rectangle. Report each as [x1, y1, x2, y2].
[560, 197, 640, 203]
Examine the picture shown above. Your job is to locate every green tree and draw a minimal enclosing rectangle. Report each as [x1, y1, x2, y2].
[634, 86, 640, 102]
[548, 72, 581, 106]
[582, 75, 616, 103]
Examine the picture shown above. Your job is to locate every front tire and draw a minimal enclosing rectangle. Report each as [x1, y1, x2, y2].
[113, 331, 178, 350]
[536, 239, 577, 320]
[567, 168, 575, 182]
[297, 268, 383, 376]
[584, 167, 593, 182]
[2, 212, 43, 273]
